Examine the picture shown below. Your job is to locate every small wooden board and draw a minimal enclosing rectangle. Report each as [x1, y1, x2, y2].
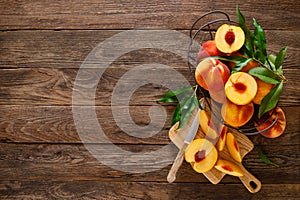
[169, 110, 261, 193]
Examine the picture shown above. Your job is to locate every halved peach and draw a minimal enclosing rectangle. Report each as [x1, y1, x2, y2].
[226, 132, 242, 162]
[214, 159, 244, 177]
[216, 126, 227, 151]
[215, 24, 245, 54]
[221, 100, 254, 127]
[198, 109, 218, 139]
[255, 107, 286, 138]
[185, 138, 218, 173]
[225, 72, 258, 105]
[253, 78, 274, 105]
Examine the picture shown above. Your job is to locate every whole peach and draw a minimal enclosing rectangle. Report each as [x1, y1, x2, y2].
[197, 40, 225, 63]
[195, 58, 230, 92]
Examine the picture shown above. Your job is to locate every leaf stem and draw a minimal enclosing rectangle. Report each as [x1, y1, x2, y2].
[252, 57, 287, 82]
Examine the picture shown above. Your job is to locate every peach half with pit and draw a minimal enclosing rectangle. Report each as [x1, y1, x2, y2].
[226, 132, 242, 163]
[215, 24, 245, 54]
[225, 72, 258, 105]
[255, 107, 286, 138]
[221, 100, 254, 127]
[214, 159, 244, 177]
[195, 58, 230, 92]
[185, 138, 218, 173]
[197, 40, 225, 62]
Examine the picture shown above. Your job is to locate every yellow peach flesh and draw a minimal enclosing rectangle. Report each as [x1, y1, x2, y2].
[215, 24, 245, 54]
[214, 159, 244, 177]
[225, 72, 258, 105]
[226, 132, 242, 163]
[185, 139, 218, 173]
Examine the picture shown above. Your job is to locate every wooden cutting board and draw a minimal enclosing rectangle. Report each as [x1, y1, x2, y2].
[169, 110, 262, 193]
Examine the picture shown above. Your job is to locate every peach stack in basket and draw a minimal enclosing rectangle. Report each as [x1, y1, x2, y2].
[185, 21, 286, 176]
[160, 8, 288, 189]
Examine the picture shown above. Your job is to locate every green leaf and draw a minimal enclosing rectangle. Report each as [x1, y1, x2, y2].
[158, 85, 192, 103]
[267, 54, 276, 71]
[249, 67, 281, 84]
[159, 96, 178, 103]
[236, 5, 247, 31]
[276, 66, 283, 75]
[268, 54, 284, 75]
[232, 58, 252, 73]
[253, 18, 267, 63]
[275, 46, 287, 70]
[193, 94, 203, 110]
[171, 103, 181, 126]
[258, 81, 283, 118]
[254, 49, 266, 65]
[268, 54, 276, 64]
[179, 95, 196, 128]
[236, 6, 254, 56]
[160, 85, 201, 128]
[258, 143, 279, 167]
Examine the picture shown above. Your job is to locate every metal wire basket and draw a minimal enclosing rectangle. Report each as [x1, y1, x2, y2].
[187, 11, 279, 136]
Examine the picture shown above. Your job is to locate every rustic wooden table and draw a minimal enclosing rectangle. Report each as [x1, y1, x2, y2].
[0, 1, 299, 199]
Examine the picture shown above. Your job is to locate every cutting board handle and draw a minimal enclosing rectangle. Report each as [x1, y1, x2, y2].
[239, 165, 262, 193]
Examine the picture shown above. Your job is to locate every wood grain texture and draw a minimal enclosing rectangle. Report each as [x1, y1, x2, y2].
[0, 143, 299, 184]
[0, 0, 299, 30]
[0, 30, 299, 69]
[0, 181, 299, 200]
[0, 68, 299, 106]
[0, 0, 299, 198]
[0, 105, 298, 144]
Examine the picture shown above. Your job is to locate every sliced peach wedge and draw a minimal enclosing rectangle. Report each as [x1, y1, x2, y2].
[214, 159, 244, 177]
[225, 72, 258, 106]
[185, 138, 218, 173]
[216, 126, 227, 151]
[198, 109, 219, 140]
[226, 132, 242, 163]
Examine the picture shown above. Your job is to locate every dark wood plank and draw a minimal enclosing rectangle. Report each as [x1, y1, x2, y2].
[0, 30, 299, 69]
[0, 181, 299, 199]
[0, 105, 172, 144]
[0, 0, 299, 30]
[0, 143, 299, 184]
[0, 105, 298, 144]
[0, 68, 299, 106]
